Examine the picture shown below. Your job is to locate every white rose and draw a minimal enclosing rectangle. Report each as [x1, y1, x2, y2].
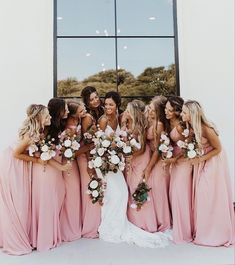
[89, 180, 99, 189]
[88, 160, 94, 169]
[182, 129, 189, 137]
[41, 144, 49, 152]
[117, 141, 124, 148]
[177, 140, 186, 148]
[64, 139, 72, 147]
[159, 144, 168, 153]
[92, 190, 99, 198]
[166, 151, 173, 158]
[123, 146, 132, 154]
[64, 148, 73, 158]
[187, 143, 195, 150]
[71, 141, 80, 150]
[93, 157, 103, 168]
[90, 148, 97, 155]
[48, 150, 56, 158]
[115, 136, 121, 142]
[40, 152, 50, 161]
[97, 148, 105, 156]
[135, 143, 141, 150]
[118, 162, 125, 171]
[95, 130, 104, 138]
[161, 134, 168, 141]
[188, 150, 197, 159]
[130, 138, 137, 146]
[164, 138, 170, 145]
[110, 154, 120, 165]
[102, 139, 111, 148]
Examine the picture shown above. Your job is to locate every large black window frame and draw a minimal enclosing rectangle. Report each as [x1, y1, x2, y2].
[53, 0, 180, 98]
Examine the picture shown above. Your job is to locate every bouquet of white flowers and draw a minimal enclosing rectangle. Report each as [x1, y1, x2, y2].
[177, 129, 203, 159]
[57, 128, 81, 161]
[158, 132, 174, 160]
[87, 175, 106, 205]
[88, 129, 126, 176]
[29, 134, 56, 161]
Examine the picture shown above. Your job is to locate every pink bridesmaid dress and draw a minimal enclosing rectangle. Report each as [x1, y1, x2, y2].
[147, 126, 172, 232]
[126, 143, 158, 232]
[169, 127, 193, 243]
[77, 147, 101, 238]
[0, 146, 32, 255]
[31, 153, 65, 251]
[60, 126, 82, 242]
[192, 138, 235, 247]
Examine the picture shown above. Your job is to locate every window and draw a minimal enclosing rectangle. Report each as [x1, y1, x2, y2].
[55, 0, 179, 103]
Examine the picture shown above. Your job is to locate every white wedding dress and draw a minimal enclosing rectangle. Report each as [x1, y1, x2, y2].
[97, 125, 171, 248]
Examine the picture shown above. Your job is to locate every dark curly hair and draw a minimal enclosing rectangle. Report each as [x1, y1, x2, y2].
[81, 86, 104, 122]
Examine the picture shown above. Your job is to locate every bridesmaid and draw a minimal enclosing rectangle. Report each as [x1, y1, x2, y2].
[123, 100, 157, 232]
[0, 104, 49, 255]
[164, 96, 193, 243]
[79, 86, 103, 238]
[144, 96, 172, 232]
[31, 98, 71, 251]
[181, 100, 234, 246]
[60, 99, 87, 242]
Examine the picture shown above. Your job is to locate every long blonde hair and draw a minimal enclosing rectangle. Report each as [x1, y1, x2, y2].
[126, 100, 147, 149]
[184, 100, 218, 148]
[151, 96, 167, 143]
[18, 104, 47, 141]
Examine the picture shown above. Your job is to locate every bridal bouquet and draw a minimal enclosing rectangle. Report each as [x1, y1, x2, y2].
[131, 179, 151, 211]
[177, 136, 203, 159]
[87, 175, 106, 205]
[158, 132, 174, 160]
[29, 134, 56, 161]
[88, 129, 126, 176]
[57, 128, 81, 161]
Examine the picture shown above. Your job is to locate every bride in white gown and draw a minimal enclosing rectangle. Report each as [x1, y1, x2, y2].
[97, 92, 171, 248]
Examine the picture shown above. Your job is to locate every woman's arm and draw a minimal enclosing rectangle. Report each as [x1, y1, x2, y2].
[191, 125, 221, 165]
[13, 136, 42, 164]
[98, 116, 108, 131]
[82, 114, 94, 133]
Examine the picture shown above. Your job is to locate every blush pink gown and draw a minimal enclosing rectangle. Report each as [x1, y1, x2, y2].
[147, 126, 172, 232]
[192, 137, 235, 246]
[0, 146, 32, 255]
[60, 126, 82, 242]
[77, 148, 101, 238]
[31, 153, 65, 251]
[126, 143, 158, 232]
[169, 128, 193, 243]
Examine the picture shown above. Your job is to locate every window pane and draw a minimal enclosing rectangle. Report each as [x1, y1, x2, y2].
[57, 38, 117, 97]
[117, 0, 174, 36]
[57, 0, 115, 36]
[117, 38, 176, 96]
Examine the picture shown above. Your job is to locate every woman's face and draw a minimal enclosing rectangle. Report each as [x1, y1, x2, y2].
[165, 101, 175, 120]
[62, 104, 69, 119]
[41, 109, 51, 127]
[76, 104, 87, 119]
[104, 98, 116, 115]
[89, 92, 100, 109]
[181, 105, 191, 122]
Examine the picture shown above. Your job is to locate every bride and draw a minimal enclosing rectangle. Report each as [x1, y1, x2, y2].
[97, 91, 171, 248]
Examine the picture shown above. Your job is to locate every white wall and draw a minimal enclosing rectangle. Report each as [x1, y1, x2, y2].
[0, 0, 234, 198]
[0, 0, 53, 149]
[177, 0, 234, 198]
